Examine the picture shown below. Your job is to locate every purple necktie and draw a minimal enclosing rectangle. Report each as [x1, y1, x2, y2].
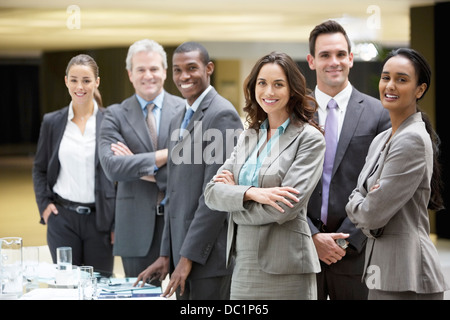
[321, 99, 338, 225]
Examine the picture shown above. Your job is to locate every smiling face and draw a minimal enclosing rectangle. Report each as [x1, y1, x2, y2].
[172, 50, 214, 105]
[307, 32, 353, 96]
[379, 55, 426, 116]
[255, 63, 290, 125]
[128, 50, 167, 101]
[65, 64, 99, 106]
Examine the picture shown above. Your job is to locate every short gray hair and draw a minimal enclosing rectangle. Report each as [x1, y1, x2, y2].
[125, 39, 168, 71]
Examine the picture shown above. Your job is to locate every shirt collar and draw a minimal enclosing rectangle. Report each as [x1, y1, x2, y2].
[136, 90, 165, 112]
[185, 85, 213, 112]
[315, 82, 353, 113]
[68, 99, 98, 120]
[260, 117, 291, 133]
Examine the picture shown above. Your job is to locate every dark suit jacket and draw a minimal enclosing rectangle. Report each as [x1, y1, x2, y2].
[307, 87, 391, 274]
[161, 87, 243, 279]
[98, 92, 184, 257]
[32, 106, 116, 233]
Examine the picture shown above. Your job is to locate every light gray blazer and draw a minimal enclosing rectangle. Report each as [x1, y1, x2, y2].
[98, 92, 184, 257]
[205, 122, 325, 275]
[346, 112, 449, 293]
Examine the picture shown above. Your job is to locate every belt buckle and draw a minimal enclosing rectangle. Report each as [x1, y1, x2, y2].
[76, 206, 91, 214]
[156, 205, 164, 216]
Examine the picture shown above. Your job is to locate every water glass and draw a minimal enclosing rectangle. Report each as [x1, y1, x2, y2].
[23, 246, 40, 292]
[77, 266, 97, 300]
[56, 247, 72, 271]
[0, 237, 23, 298]
[55, 247, 73, 286]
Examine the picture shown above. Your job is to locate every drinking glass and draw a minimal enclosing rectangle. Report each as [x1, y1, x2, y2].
[0, 237, 23, 298]
[55, 247, 73, 286]
[77, 266, 97, 300]
[23, 246, 40, 292]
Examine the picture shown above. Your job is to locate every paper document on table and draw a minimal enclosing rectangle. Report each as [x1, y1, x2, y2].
[99, 277, 161, 293]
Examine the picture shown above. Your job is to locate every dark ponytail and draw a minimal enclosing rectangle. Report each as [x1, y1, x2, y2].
[419, 109, 444, 211]
[384, 48, 444, 211]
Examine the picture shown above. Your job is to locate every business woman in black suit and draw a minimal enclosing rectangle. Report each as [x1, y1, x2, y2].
[33, 54, 116, 276]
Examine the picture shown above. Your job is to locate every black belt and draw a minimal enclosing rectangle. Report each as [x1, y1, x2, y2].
[313, 219, 329, 232]
[156, 205, 164, 216]
[55, 194, 95, 215]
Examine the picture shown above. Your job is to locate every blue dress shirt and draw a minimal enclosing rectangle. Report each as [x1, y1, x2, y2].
[238, 118, 290, 187]
[136, 91, 165, 135]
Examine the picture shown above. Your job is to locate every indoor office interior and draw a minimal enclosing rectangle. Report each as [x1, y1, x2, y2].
[1, 0, 450, 296]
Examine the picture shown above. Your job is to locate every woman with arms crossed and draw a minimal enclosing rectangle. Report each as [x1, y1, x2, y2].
[346, 48, 448, 299]
[205, 52, 325, 299]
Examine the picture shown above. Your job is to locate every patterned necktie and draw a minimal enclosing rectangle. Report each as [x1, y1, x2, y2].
[179, 108, 194, 139]
[146, 103, 157, 148]
[146, 102, 164, 204]
[321, 99, 339, 225]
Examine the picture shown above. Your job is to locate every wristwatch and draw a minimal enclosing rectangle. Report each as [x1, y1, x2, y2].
[335, 238, 348, 250]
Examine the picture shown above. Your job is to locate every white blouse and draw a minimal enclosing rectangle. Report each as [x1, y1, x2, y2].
[52, 101, 98, 203]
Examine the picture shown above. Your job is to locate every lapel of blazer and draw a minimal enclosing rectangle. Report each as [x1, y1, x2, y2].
[177, 87, 216, 145]
[258, 123, 302, 183]
[358, 112, 421, 191]
[232, 128, 259, 182]
[48, 107, 69, 186]
[185, 87, 217, 135]
[124, 95, 153, 150]
[332, 87, 364, 177]
[357, 129, 390, 193]
[233, 123, 302, 185]
[159, 92, 183, 148]
[95, 108, 103, 167]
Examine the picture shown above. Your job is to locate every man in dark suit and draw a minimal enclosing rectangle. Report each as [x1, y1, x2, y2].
[305, 20, 391, 299]
[98, 39, 184, 280]
[134, 42, 243, 300]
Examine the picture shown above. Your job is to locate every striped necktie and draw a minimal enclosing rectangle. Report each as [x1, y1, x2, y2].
[146, 103, 157, 148]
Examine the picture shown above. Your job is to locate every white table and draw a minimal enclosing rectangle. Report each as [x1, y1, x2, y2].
[18, 263, 166, 300]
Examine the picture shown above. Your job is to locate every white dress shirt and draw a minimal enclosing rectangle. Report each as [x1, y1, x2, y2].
[53, 101, 98, 203]
[184, 85, 213, 113]
[315, 82, 353, 139]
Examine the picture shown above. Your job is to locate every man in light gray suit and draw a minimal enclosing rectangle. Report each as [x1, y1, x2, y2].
[135, 42, 243, 300]
[98, 39, 184, 281]
[305, 20, 391, 299]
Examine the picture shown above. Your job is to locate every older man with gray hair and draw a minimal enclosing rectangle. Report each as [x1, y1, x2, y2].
[98, 39, 184, 283]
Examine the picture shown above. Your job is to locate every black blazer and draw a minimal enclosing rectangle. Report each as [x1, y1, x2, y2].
[32, 106, 116, 232]
[307, 87, 391, 274]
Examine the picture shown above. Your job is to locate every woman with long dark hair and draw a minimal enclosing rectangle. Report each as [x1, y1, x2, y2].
[346, 48, 448, 299]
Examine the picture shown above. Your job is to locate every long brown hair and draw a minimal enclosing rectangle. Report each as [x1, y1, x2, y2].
[66, 54, 103, 108]
[243, 52, 321, 133]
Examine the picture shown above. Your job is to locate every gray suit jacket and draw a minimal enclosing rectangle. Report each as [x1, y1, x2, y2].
[346, 112, 449, 293]
[205, 122, 325, 275]
[307, 87, 391, 274]
[161, 87, 243, 279]
[98, 92, 184, 257]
